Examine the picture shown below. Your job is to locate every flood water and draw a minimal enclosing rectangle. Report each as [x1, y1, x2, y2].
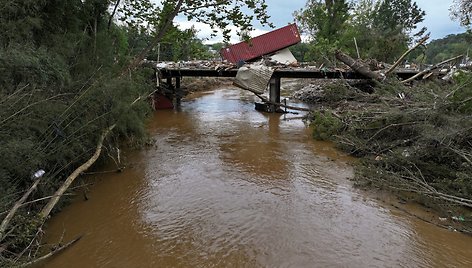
[43, 87, 472, 267]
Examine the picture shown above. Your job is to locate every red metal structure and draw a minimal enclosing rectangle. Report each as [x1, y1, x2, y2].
[220, 23, 301, 64]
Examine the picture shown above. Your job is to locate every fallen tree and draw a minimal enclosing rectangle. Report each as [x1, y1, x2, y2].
[335, 50, 385, 81]
[39, 124, 116, 220]
[302, 72, 472, 231]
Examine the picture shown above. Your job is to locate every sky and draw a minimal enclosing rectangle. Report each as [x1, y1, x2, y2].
[175, 0, 467, 44]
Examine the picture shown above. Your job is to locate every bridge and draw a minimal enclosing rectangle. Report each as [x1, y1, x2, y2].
[154, 63, 419, 112]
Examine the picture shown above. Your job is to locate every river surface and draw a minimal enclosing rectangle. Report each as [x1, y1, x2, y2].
[43, 87, 472, 267]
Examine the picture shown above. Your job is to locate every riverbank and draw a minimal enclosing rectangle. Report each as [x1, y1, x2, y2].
[292, 75, 472, 233]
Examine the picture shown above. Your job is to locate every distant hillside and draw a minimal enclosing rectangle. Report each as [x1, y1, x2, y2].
[410, 32, 471, 64]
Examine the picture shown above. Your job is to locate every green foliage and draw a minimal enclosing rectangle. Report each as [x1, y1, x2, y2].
[0, 0, 154, 259]
[408, 32, 472, 64]
[451, 0, 472, 27]
[290, 43, 311, 62]
[118, 0, 272, 42]
[126, 24, 213, 61]
[295, 0, 426, 63]
[0, 46, 70, 93]
[295, 0, 351, 43]
[310, 111, 343, 140]
[316, 79, 472, 211]
[450, 71, 472, 113]
[373, 0, 425, 33]
[345, 0, 425, 62]
[0, 0, 47, 47]
[294, 0, 351, 62]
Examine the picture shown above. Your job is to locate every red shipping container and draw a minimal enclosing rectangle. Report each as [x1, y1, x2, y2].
[152, 92, 173, 110]
[220, 23, 301, 64]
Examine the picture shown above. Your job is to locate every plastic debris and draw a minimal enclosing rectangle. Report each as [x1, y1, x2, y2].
[32, 169, 46, 180]
[452, 216, 465, 221]
[234, 62, 275, 94]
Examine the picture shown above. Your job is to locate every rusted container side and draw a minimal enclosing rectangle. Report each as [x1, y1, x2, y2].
[220, 23, 301, 64]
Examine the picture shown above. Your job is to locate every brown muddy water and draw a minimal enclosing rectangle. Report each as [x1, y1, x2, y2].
[43, 87, 472, 268]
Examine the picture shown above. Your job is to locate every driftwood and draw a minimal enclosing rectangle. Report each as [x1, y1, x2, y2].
[401, 55, 464, 84]
[337, 35, 430, 81]
[0, 178, 42, 242]
[335, 50, 385, 81]
[39, 124, 116, 220]
[20, 235, 82, 267]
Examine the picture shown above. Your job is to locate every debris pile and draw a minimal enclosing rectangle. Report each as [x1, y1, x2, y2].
[292, 84, 325, 103]
[150, 60, 236, 71]
[303, 77, 472, 232]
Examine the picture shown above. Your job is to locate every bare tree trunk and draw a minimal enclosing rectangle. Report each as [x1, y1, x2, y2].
[39, 124, 116, 220]
[385, 36, 429, 75]
[401, 55, 463, 84]
[335, 50, 385, 81]
[108, 0, 121, 31]
[122, 0, 185, 75]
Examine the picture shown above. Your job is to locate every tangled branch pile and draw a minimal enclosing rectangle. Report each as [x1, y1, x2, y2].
[302, 73, 472, 230]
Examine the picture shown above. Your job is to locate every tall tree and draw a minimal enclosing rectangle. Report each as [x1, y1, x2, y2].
[294, 0, 426, 63]
[294, 0, 351, 43]
[294, 0, 351, 62]
[347, 0, 426, 62]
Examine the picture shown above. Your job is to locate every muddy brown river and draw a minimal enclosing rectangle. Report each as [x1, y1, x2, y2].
[43, 87, 472, 267]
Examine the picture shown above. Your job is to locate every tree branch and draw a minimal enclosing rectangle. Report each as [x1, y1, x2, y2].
[123, 0, 185, 74]
[180, 0, 230, 12]
[0, 179, 42, 242]
[385, 35, 429, 75]
[107, 0, 121, 31]
[39, 124, 116, 220]
[401, 55, 464, 84]
[19, 235, 82, 267]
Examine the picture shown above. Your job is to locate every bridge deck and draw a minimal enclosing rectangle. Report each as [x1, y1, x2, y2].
[157, 67, 419, 80]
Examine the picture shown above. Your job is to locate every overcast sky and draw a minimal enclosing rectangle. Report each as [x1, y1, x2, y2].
[175, 0, 467, 44]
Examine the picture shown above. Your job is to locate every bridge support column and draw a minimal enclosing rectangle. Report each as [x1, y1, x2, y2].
[166, 77, 173, 88]
[174, 77, 182, 106]
[175, 76, 181, 89]
[269, 77, 281, 113]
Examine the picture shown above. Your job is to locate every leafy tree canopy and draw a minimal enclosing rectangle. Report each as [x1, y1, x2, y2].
[451, 0, 472, 26]
[117, 0, 272, 41]
[294, 0, 426, 63]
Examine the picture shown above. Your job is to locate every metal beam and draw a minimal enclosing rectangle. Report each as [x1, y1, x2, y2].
[157, 68, 418, 80]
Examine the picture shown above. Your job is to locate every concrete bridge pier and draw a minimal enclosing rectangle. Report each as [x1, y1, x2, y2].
[268, 77, 283, 113]
[174, 76, 182, 106]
